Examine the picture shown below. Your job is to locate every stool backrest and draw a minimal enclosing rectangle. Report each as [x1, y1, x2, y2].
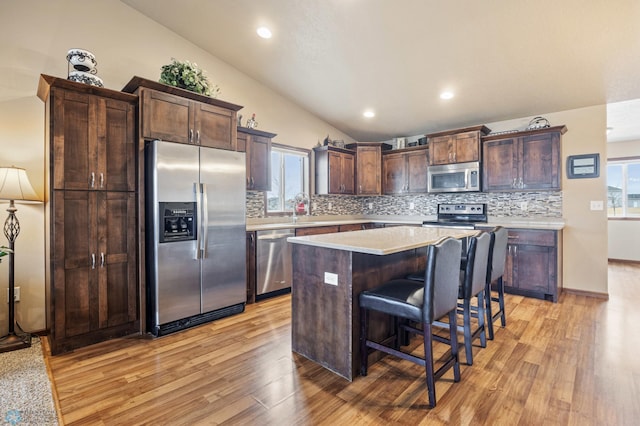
[490, 226, 508, 283]
[461, 232, 491, 299]
[424, 237, 462, 323]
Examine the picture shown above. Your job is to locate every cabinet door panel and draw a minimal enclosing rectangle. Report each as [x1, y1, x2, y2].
[521, 133, 560, 190]
[513, 245, 554, 294]
[355, 147, 380, 195]
[382, 153, 406, 194]
[406, 150, 428, 193]
[53, 89, 92, 190]
[483, 138, 519, 191]
[194, 102, 236, 150]
[429, 136, 453, 165]
[53, 190, 98, 338]
[103, 98, 136, 191]
[328, 151, 344, 194]
[454, 131, 480, 163]
[142, 89, 191, 143]
[100, 192, 138, 328]
[342, 153, 355, 194]
[247, 135, 271, 190]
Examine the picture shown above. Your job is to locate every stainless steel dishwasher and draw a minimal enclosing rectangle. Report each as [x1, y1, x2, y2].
[256, 229, 294, 298]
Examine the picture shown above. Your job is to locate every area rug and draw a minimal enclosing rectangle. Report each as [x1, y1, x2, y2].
[0, 337, 58, 425]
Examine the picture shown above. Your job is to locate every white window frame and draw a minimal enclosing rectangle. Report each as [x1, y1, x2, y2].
[266, 144, 310, 215]
[607, 157, 640, 218]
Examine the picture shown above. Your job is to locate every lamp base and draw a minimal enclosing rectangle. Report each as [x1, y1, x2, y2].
[0, 324, 32, 353]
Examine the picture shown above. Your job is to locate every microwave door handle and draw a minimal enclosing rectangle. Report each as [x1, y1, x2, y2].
[464, 168, 470, 189]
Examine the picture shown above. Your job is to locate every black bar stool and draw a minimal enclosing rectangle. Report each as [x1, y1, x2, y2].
[485, 226, 508, 340]
[359, 237, 462, 408]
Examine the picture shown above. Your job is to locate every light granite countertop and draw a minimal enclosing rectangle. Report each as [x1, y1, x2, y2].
[246, 215, 565, 232]
[287, 226, 478, 255]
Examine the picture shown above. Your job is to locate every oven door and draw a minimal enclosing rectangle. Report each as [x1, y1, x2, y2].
[427, 162, 480, 193]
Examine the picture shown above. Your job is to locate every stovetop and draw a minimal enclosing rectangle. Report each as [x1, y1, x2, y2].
[422, 203, 487, 228]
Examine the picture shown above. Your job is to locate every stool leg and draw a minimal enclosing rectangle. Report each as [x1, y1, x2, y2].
[477, 292, 487, 348]
[463, 299, 473, 365]
[485, 280, 495, 340]
[449, 310, 460, 382]
[498, 277, 506, 327]
[423, 322, 436, 408]
[360, 307, 369, 376]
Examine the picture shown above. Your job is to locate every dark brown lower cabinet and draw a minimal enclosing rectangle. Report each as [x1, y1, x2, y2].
[503, 228, 561, 302]
[50, 190, 138, 354]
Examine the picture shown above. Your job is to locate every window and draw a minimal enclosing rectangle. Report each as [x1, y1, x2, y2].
[267, 145, 309, 214]
[607, 159, 640, 217]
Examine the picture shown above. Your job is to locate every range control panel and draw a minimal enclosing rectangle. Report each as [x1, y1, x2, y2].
[437, 203, 487, 222]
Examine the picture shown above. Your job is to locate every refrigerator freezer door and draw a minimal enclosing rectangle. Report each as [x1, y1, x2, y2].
[150, 141, 202, 325]
[199, 147, 247, 312]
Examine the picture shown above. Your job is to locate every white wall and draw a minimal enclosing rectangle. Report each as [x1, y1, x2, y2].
[0, 0, 355, 333]
[607, 138, 640, 261]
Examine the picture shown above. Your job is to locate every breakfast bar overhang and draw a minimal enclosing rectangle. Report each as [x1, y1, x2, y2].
[287, 226, 478, 381]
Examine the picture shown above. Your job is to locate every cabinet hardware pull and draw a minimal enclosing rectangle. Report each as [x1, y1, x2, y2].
[90, 172, 95, 188]
[100, 252, 105, 267]
[512, 177, 517, 188]
[251, 177, 254, 187]
[519, 177, 523, 189]
[196, 130, 201, 145]
[91, 253, 96, 269]
[100, 173, 104, 189]
[189, 129, 194, 144]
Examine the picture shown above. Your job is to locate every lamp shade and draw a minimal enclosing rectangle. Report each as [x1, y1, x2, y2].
[0, 166, 41, 202]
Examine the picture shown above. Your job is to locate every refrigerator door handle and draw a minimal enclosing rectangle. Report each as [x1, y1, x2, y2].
[201, 182, 209, 258]
[194, 182, 203, 260]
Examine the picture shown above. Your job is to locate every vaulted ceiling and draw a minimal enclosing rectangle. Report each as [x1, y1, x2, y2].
[122, 0, 640, 142]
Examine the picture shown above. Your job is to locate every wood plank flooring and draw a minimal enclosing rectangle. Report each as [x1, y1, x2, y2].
[44, 261, 640, 425]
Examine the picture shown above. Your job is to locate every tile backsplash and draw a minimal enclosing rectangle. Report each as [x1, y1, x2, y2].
[247, 191, 562, 218]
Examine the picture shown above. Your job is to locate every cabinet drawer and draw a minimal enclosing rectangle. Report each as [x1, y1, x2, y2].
[295, 226, 340, 236]
[339, 223, 365, 232]
[508, 229, 555, 246]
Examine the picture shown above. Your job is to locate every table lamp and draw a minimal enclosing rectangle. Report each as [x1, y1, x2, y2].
[0, 166, 41, 353]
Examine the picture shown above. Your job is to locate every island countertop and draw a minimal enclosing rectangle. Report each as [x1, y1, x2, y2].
[287, 225, 477, 255]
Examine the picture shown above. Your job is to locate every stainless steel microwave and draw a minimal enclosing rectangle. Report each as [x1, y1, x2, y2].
[427, 161, 481, 193]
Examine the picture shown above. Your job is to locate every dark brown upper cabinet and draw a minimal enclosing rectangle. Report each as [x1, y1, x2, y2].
[482, 126, 566, 192]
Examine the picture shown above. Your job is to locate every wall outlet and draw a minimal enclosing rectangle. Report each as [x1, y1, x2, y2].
[590, 200, 604, 211]
[520, 201, 528, 211]
[368, 203, 373, 209]
[328, 202, 332, 210]
[324, 272, 338, 286]
[312, 202, 317, 210]
[409, 202, 415, 210]
[6, 286, 19, 302]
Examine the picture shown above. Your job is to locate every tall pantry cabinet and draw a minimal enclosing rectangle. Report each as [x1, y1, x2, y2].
[38, 75, 139, 355]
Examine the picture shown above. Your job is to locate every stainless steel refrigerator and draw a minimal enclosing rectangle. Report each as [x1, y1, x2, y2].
[146, 140, 246, 336]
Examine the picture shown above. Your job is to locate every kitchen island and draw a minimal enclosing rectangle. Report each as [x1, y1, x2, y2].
[287, 226, 477, 380]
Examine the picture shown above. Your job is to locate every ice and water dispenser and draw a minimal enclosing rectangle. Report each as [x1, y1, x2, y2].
[159, 202, 197, 243]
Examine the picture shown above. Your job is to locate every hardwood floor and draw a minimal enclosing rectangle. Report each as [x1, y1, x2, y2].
[44, 261, 640, 425]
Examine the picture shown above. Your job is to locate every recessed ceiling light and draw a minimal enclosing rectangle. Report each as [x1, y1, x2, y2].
[363, 110, 375, 118]
[440, 91, 454, 100]
[256, 27, 272, 39]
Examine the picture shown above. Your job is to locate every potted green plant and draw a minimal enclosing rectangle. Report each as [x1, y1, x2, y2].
[159, 58, 221, 98]
[0, 246, 12, 263]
